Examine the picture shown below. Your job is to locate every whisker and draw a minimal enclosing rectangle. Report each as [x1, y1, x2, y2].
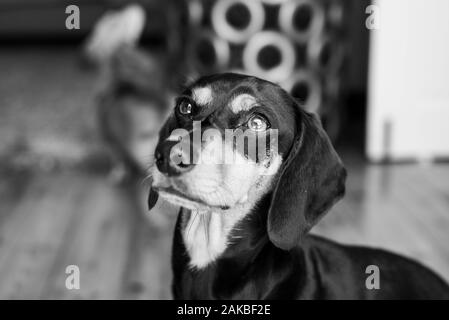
[140, 173, 153, 186]
[202, 213, 209, 246]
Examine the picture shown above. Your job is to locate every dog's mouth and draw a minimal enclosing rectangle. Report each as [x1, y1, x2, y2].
[154, 186, 205, 204]
[153, 186, 230, 210]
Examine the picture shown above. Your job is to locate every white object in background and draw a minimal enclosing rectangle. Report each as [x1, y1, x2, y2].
[84, 4, 146, 64]
[243, 31, 296, 83]
[367, 0, 449, 162]
[212, 0, 265, 44]
[278, 0, 325, 43]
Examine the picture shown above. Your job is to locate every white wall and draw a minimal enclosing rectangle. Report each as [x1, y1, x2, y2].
[367, 0, 449, 162]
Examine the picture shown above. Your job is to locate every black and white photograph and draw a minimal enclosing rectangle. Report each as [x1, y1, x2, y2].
[1, 0, 449, 305]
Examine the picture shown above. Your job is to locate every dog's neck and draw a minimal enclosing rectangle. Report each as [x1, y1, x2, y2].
[181, 180, 273, 269]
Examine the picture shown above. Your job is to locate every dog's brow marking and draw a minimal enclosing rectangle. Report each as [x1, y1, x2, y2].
[230, 94, 257, 113]
[192, 86, 213, 106]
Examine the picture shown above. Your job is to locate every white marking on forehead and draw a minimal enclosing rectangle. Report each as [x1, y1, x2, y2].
[230, 94, 257, 113]
[192, 86, 213, 106]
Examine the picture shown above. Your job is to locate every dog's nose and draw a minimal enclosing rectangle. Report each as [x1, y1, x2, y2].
[155, 141, 195, 177]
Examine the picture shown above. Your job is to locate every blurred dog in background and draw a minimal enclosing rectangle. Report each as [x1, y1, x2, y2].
[83, 4, 177, 226]
[96, 46, 170, 181]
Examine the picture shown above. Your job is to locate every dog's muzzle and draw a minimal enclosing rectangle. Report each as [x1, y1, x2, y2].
[154, 139, 197, 177]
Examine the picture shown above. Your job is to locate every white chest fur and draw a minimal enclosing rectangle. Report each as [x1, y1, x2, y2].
[182, 209, 245, 269]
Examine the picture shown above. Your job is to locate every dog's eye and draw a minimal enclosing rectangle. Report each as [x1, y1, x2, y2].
[247, 114, 269, 132]
[178, 100, 193, 115]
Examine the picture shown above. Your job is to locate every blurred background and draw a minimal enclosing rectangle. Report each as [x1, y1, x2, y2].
[0, 0, 448, 299]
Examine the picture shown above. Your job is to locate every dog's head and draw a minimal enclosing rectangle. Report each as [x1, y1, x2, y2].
[148, 73, 346, 250]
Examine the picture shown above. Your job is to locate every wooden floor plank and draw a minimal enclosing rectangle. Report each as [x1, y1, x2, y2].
[120, 201, 176, 300]
[42, 177, 136, 299]
[0, 174, 84, 299]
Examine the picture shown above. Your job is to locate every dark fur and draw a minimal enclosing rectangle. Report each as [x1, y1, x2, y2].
[150, 73, 449, 300]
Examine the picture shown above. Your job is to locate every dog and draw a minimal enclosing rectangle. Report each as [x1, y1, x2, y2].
[148, 73, 449, 299]
[97, 71, 169, 180]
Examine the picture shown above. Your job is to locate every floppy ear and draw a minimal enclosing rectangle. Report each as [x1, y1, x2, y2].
[267, 110, 346, 250]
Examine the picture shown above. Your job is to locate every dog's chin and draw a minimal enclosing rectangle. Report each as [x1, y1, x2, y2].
[155, 187, 231, 211]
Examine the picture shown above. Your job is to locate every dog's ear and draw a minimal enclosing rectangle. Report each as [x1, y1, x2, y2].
[147, 187, 159, 210]
[267, 110, 346, 250]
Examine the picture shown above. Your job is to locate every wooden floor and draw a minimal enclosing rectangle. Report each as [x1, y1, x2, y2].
[0, 169, 178, 299]
[314, 161, 449, 284]
[0, 161, 449, 299]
